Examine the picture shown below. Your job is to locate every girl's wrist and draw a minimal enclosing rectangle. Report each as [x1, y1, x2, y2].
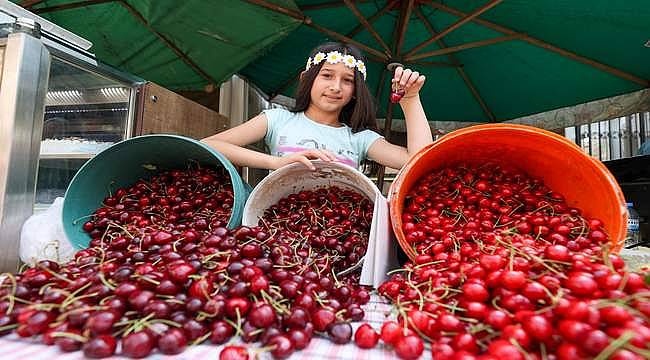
[399, 93, 421, 105]
[267, 155, 282, 170]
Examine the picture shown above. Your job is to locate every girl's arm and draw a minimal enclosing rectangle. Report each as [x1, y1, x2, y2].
[202, 113, 336, 170]
[367, 67, 433, 169]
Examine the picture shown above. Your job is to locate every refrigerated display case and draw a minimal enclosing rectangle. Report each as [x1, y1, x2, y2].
[35, 56, 137, 209]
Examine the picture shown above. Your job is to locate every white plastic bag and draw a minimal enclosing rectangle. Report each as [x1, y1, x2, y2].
[20, 197, 75, 266]
[360, 192, 400, 287]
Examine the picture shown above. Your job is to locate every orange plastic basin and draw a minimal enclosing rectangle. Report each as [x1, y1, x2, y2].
[388, 124, 627, 261]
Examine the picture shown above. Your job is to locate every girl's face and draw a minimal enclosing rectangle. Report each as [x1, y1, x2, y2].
[309, 62, 356, 114]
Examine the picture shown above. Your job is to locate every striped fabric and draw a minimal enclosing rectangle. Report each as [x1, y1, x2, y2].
[0, 295, 428, 359]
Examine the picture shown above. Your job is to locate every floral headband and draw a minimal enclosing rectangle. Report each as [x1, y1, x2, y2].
[305, 51, 367, 80]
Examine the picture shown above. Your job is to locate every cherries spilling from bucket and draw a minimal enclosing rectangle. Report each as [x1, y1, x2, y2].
[374, 163, 650, 359]
[0, 170, 374, 359]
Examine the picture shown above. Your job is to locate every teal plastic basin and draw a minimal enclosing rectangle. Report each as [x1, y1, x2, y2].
[62, 134, 250, 249]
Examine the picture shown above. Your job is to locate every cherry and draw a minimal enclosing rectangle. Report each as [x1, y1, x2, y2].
[55, 330, 84, 352]
[121, 331, 155, 358]
[86, 310, 118, 335]
[354, 323, 379, 349]
[128, 290, 155, 311]
[390, 89, 406, 103]
[268, 334, 294, 359]
[500, 270, 527, 291]
[219, 345, 249, 360]
[523, 315, 553, 342]
[564, 272, 598, 297]
[210, 320, 234, 344]
[288, 329, 311, 350]
[381, 321, 402, 345]
[284, 307, 310, 329]
[328, 322, 352, 344]
[183, 319, 208, 341]
[83, 335, 117, 358]
[582, 329, 609, 355]
[488, 339, 524, 360]
[225, 297, 251, 318]
[167, 261, 196, 283]
[394, 334, 424, 360]
[249, 303, 276, 328]
[312, 308, 336, 332]
[24, 310, 55, 335]
[462, 282, 489, 302]
[158, 328, 187, 355]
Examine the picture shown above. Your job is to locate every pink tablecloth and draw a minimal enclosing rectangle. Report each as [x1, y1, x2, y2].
[0, 295, 417, 360]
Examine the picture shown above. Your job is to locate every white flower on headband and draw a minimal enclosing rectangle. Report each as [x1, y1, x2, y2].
[313, 52, 326, 65]
[342, 55, 356, 69]
[357, 61, 367, 80]
[305, 57, 312, 71]
[326, 51, 343, 64]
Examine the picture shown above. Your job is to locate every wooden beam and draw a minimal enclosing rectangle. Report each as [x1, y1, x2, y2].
[394, 0, 414, 56]
[118, 1, 218, 86]
[457, 67, 496, 122]
[406, 34, 524, 61]
[244, 0, 304, 19]
[414, 6, 495, 122]
[348, 0, 398, 38]
[300, 0, 374, 11]
[245, 0, 388, 60]
[343, 0, 391, 56]
[408, 60, 458, 68]
[20, 0, 46, 9]
[405, 0, 502, 58]
[33, 0, 115, 14]
[426, 1, 650, 87]
[308, 22, 388, 59]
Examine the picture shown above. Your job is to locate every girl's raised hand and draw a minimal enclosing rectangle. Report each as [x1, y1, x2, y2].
[393, 66, 426, 101]
[271, 149, 338, 171]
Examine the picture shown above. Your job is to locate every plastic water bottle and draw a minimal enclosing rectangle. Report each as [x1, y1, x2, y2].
[626, 202, 641, 247]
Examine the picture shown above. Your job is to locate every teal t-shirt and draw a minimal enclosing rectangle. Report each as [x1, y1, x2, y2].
[263, 108, 383, 168]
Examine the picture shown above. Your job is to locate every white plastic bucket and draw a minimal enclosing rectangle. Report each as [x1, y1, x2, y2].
[242, 161, 381, 226]
[242, 161, 397, 287]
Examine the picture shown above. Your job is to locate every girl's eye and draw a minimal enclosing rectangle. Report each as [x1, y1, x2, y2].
[344, 78, 354, 83]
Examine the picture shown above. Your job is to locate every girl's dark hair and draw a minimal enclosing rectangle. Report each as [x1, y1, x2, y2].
[292, 42, 378, 133]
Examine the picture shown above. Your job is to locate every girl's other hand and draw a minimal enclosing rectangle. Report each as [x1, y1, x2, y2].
[272, 149, 337, 170]
[393, 66, 426, 101]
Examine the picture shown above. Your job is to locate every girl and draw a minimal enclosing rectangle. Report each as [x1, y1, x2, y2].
[202, 42, 432, 171]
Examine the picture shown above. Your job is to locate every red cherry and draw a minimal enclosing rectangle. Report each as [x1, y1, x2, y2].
[354, 323, 379, 349]
[394, 334, 424, 360]
[219, 345, 249, 360]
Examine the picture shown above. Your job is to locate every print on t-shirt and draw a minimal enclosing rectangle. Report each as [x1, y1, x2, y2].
[275, 138, 357, 167]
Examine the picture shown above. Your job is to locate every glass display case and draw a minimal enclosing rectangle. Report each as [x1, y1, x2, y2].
[35, 56, 137, 209]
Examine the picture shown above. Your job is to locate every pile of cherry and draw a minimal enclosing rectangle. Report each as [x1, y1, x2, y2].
[369, 163, 650, 359]
[259, 186, 373, 280]
[0, 167, 373, 359]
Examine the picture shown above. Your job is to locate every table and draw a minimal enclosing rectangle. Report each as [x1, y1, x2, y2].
[0, 295, 414, 359]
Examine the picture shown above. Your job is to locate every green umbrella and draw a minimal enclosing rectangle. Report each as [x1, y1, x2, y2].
[15, 0, 302, 90]
[239, 0, 650, 124]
